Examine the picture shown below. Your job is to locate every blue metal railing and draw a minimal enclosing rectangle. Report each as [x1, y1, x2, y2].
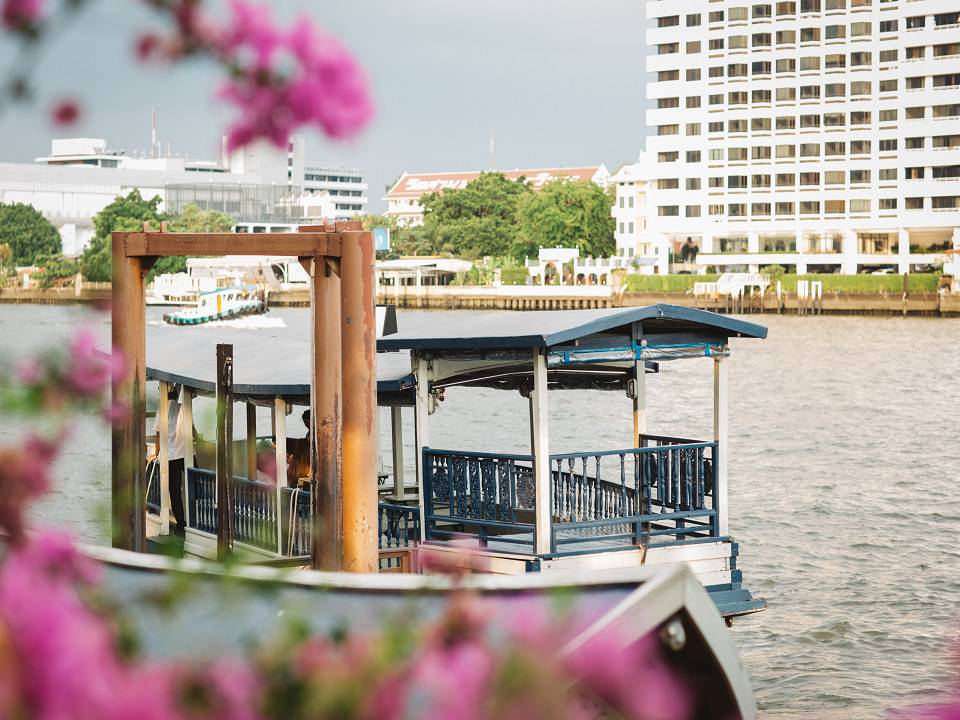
[422, 448, 537, 552]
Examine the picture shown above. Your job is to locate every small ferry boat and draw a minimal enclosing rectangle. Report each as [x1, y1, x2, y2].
[163, 285, 267, 325]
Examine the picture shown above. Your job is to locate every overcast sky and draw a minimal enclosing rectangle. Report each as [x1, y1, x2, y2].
[0, 1, 649, 211]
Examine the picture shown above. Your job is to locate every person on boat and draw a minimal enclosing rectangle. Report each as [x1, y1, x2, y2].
[151, 384, 188, 537]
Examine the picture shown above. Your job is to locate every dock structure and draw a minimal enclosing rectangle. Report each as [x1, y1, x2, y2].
[111, 223, 379, 572]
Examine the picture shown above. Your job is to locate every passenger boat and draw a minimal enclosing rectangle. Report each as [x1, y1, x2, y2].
[162, 285, 267, 325]
[144, 304, 767, 620]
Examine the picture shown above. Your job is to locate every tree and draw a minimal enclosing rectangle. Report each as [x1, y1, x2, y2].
[421, 173, 532, 259]
[0, 203, 61, 265]
[33, 252, 80, 288]
[515, 180, 616, 260]
[147, 204, 235, 278]
[79, 190, 163, 281]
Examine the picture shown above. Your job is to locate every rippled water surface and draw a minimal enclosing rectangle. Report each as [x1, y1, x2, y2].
[1, 304, 959, 718]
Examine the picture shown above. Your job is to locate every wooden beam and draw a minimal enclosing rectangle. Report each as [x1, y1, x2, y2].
[310, 257, 343, 571]
[339, 230, 379, 573]
[120, 232, 342, 258]
[111, 234, 147, 552]
[216, 344, 234, 562]
[713, 357, 729, 537]
[531, 349, 551, 555]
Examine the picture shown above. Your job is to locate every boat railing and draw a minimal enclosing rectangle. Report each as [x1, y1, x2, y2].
[422, 448, 537, 553]
[145, 458, 161, 515]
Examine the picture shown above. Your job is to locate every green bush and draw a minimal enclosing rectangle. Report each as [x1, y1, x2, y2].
[623, 274, 719, 293]
[622, 272, 940, 294]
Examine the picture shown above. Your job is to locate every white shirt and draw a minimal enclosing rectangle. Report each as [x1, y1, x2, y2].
[152, 399, 186, 461]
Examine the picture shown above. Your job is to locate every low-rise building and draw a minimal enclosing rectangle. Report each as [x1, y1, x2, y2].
[610, 156, 664, 274]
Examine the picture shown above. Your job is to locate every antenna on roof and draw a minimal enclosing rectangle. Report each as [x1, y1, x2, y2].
[488, 127, 496, 172]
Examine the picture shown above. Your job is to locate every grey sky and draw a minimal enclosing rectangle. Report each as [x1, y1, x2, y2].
[0, 1, 649, 211]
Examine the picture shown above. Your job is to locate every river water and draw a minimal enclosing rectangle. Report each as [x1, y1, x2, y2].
[1, 303, 958, 719]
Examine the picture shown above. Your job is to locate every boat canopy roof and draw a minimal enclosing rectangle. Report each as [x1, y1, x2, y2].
[377, 304, 767, 354]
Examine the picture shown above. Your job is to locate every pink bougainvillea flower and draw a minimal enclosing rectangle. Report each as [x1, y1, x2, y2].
[65, 329, 111, 397]
[50, 98, 80, 126]
[0, 434, 61, 542]
[1, 0, 43, 30]
[15, 356, 43, 385]
[134, 32, 162, 61]
[222, 0, 282, 69]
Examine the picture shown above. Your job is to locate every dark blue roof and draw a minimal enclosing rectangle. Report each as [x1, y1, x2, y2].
[377, 304, 767, 352]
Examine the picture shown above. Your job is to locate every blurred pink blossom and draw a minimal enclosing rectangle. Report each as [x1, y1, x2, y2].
[15, 356, 42, 385]
[50, 98, 79, 126]
[0, 434, 61, 542]
[65, 329, 112, 397]
[1, 0, 43, 30]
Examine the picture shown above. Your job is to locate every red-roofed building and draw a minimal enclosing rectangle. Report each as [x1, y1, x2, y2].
[384, 165, 610, 226]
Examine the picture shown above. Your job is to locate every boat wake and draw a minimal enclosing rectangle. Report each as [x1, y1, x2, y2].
[197, 316, 287, 330]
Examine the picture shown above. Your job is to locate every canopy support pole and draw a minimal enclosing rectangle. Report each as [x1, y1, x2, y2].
[391, 406, 405, 498]
[413, 354, 431, 542]
[273, 398, 287, 555]
[532, 348, 552, 555]
[216, 343, 234, 562]
[246, 403, 257, 480]
[182, 389, 194, 529]
[713, 356, 729, 536]
[157, 380, 171, 535]
[633, 324, 646, 446]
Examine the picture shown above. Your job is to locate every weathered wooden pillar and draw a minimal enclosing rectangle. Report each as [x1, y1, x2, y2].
[182, 389, 194, 529]
[339, 230, 379, 573]
[216, 343, 234, 561]
[531, 348, 551, 555]
[111, 233, 148, 552]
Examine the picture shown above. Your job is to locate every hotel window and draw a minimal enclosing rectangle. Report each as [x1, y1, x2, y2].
[800, 201, 820, 215]
[850, 169, 871, 183]
[686, 178, 702, 190]
[879, 109, 897, 122]
[709, 10, 724, 22]
[709, 94, 724, 106]
[934, 104, 960, 118]
[879, 79, 897, 93]
[753, 61, 772, 76]
[752, 203, 772, 216]
[709, 204, 725, 216]
[686, 13, 701, 26]
[825, 83, 846, 98]
[850, 52, 871, 67]
[658, 70, 680, 81]
[825, 25, 845, 40]
[800, 85, 820, 99]
[753, 4, 772, 18]
[753, 89, 772, 104]
[686, 96, 702, 109]
[879, 139, 898, 152]
[934, 74, 960, 88]
[687, 41, 702, 53]
[753, 174, 772, 187]
[879, 168, 897, 181]
[777, 58, 796, 73]
[825, 200, 845, 214]
[729, 119, 748, 132]
[905, 167, 924, 180]
[825, 0, 844, 9]
[850, 81, 871, 96]
[728, 203, 747, 217]
[658, 97, 680, 109]
[906, 106, 924, 120]
[905, 197, 924, 210]
[906, 46, 924, 60]
[906, 15, 925, 29]
[658, 124, 679, 136]
[907, 77, 925, 90]
[879, 198, 897, 210]
[686, 68, 701, 81]
[728, 175, 749, 189]
[800, 56, 820, 71]
[728, 35, 748, 50]
[709, 149, 724, 161]
[686, 150, 702, 162]
[657, 178, 681, 189]
[934, 166, 960, 179]
[850, 140, 871, 154]
[824, 112, 845, 127]
[905, 137, 924, 149]
[879, 20, 897, 33]
[850, 22, 871, 37]
[825, 170, 845, 184]
[777, 30, 796, 45]
[800, 0, 820, 12]
[728, 147, 748, 161]
[850, 111, 871, 125]
[657, 15, 680, 27]
[850, 199, 871, 213]
[658, 43, 679, 55]
[776, 202, 795, 216]
[709, 176, 725, 188]
[936, 12, 960, 26]
[776, 145, 797, 159]
[800, 27, 820, 42]
[709, 38, 725, 50]
[777, 1, 796, 14]
[729, 7, 749, 21]
[879, 50, 897, 63]
[753, 33, 772, 47]
[800, 171, 821, 185]
[776, 116, 796, 129]
[776, 172, 796, 185]
[709, 121, 724, 132]
[752, 117, 772, 131]
[658, 151, 679, 162]
[800, 143, 820, 157]
[728, 91, 748, 105]
[825, 54, 846, 69]
[686, 124, 701, 137]
[753, 145, 772, 159]
[658, 206, 680, 217]
[801, 113, 820, 128]
[628, 222, 634, 233]
[728, 63, 748, 77]
[777, 87, 797, 101]
[824, 141, 845, 156]
[709, 66, 725, 78]
[686, 205, 702, 217]
[619, 222, 625, 233]
[935, 44, 960, 57]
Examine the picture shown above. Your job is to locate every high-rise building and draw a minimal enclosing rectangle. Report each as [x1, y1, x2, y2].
[645, 1, 960, 275]
[302, 165, 368, 218]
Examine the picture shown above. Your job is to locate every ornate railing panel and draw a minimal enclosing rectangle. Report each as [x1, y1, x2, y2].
[146, 459, 161, 515]
[379, 503, 421, 569]
[187, 467, 217, 534]
[233, 476, 279, 551]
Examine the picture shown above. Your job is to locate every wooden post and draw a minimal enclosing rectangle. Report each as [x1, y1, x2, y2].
[413, 355, 431, 541]
[111, 234, 148, 552]
[340, 230, 379, 573]
[157, 380, 171, 535]
[713, 356, 729, 537]
[632, 324, 646, 447]
[273, 398, 287, 555]
[308, 256, 342, 571]
[246, 403, 257, 480]
[531, 348, 551, 555]
[391, 406, 405, 498]
[216, 344, 234, 561]
[182, 389, 194, 529]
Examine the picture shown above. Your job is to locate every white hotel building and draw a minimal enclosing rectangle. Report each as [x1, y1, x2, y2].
[645, 0, 960, 275]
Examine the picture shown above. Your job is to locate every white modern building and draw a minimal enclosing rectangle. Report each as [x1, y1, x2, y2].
[610, 155, 665, 273]
[645, 0, 960, 275]
[303, 164, 368, 218]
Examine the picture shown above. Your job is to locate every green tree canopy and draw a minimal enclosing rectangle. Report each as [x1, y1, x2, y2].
[147, 204, 236, 278]
[0, 203, 61, 266]
[421, 172, 532, 259]
[33, 252, 80, 289]
[80, 190, 164, 282]
[514, 180, 616, 260]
